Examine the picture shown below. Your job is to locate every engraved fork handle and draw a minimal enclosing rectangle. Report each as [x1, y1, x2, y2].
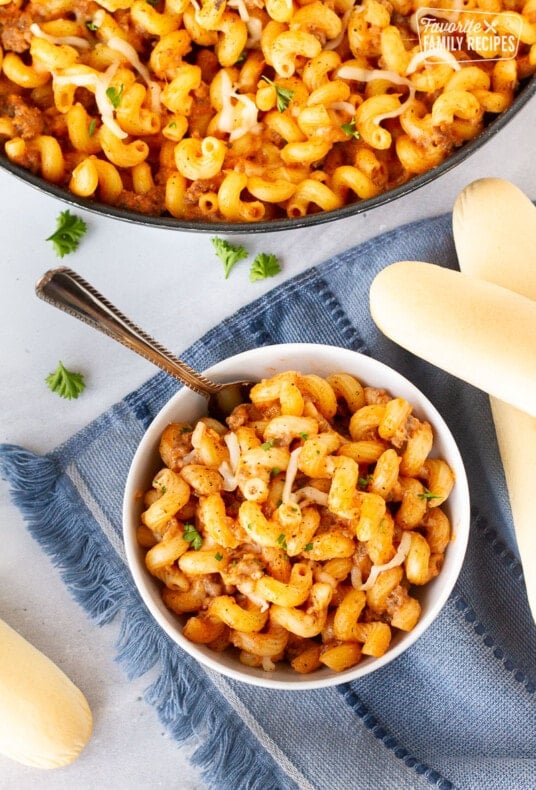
[35, 267, 222, 397]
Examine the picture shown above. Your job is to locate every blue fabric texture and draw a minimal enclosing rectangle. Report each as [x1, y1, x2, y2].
[1, 213, 535, 790]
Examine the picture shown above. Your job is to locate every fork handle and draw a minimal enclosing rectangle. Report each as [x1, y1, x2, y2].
[35, 267, 221, 397]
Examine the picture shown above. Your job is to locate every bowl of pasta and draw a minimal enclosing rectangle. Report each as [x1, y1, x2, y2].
[123, 343, 470, 689]
[0, 1, 534, 232]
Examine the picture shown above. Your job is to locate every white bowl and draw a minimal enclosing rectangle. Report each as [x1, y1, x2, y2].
[123, 343, 470, 689]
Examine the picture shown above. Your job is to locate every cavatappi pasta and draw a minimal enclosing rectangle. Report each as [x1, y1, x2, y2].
[0, 1, 534, 224]
[137, 370, 455, 674]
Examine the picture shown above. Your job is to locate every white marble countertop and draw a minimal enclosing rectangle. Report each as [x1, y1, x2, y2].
[1, 94, 535, 789]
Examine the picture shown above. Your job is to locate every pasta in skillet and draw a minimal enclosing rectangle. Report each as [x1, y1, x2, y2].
[137, 371, 455, 674]
[0, 0, 534, 224]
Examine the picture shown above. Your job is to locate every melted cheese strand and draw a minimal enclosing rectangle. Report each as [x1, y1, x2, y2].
[405, 48, 462, 74]
[218, 432, 241, 491]
[228, 0, 249, 21]
[53, 62, 127, 138]
[293, 486, 329, 507]
[359, 531, 412, 591]
[282, 447, 302, 505]
[325, 1, 358, 51]
[337, 65, 416, 94]
[107, 35, 161, 112]
[217, 71, 260, 140]
[30, 23, 91, 49]
[337, 65, 417, 124]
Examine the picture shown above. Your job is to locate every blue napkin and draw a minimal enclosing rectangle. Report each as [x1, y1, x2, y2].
[1, 214, 535, 790]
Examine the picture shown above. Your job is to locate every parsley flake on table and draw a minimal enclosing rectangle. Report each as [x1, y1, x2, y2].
[183, 522, 203, 550]
[45, 361, 86, 400]
[249, 252, 282, 282]
[46, 210, 87, 258]
[211, 237, 249, 279]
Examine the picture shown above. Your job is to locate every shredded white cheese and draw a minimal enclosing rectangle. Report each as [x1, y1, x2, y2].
[325, 1, 358, 51]
[293, 486, 329, 507]
[52, 61, 127, 138]
[225, 432, 241, 471]
[359, 531, 412, 591]
[228, 0, 249, 21]
[29, 23, 91, 49]
[218, 462, 238, 491]
[217, 70, 260, 141]
[337, 65, 416, 94]
[337, 65, 417, 124]
[316, 570, 338, 589]
[246, 17, 263, 48]
[282, 447, 302, 505]
[236, 580, 269, 611]
[405, 48, 462, 74]
[107, 35, 161, 112]
[218, 432, 240, 491]
[374, 94, 415, 124]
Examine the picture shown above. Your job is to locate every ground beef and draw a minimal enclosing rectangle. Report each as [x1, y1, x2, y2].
[364, 387, 391, 405]
[0, 7, 32, 53]
[115, 185, 166, 215]
[184, 177, 221, 206]
[227, 403, 264, 432]
[0, 94, 44, 138]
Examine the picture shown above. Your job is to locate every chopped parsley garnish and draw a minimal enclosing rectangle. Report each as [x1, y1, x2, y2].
[304, 542, 314, 552]
[277, 533, 288, 550]
[358, 475, 372, 489]
[298, 432, 309, 440]
[183, 522, 203, 550]
[46, 209, 87, 257]
[106, 84, 124, 108]
[45, 361, 86, 400]
[88, 118, 97, 137]
[262, 76, 294, 112]
[270, 467, 281, 478]
[261, 439, 275, 450]
[418, 488, 441, 501]
[341, 118, 360, 139]
[180, 425, 193, 434]
[249, 252, 281, 282]
[211, 237, 248, 279]
[86, 21, 99, 31]
[214, 551, 223, 561]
